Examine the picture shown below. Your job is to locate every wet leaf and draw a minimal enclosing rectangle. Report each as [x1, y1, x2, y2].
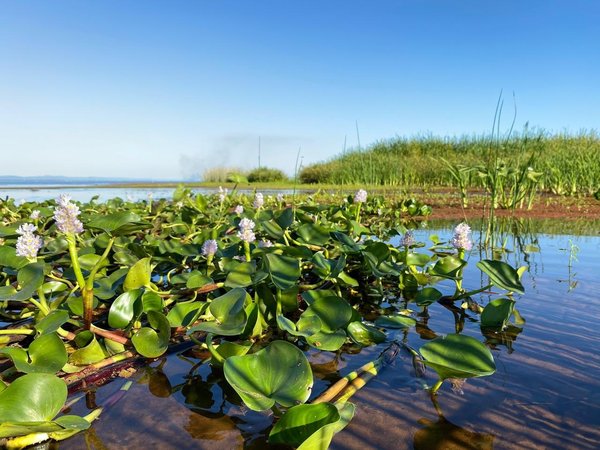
[269, 403, 340, 447]
[224, 340, 312, 411]
[132, 311, 171, 358]
[477, 260, 525, 294]
[419, 334, 496, 381]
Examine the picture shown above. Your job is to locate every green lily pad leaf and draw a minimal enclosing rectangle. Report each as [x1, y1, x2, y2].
[429, 256, 466, 279]
[35, 309, 70, 335]
[132, 311, 171, 358]
[374, 314, 416, 329]
[224, 262, 255, 288]
[265, 253, 300, 291]
[261, 220, 284, 240]
[277, 314, 321, 337]
[407, 253, 431, 267]
[41, 280, 68, 295]
[0, 421, 64, 439]
[347, 321, 387, 346]
[0, 262, 45, 301]
[297, 402, 355, 450]
[312, 253, 346, 280]
[477, 260, 525, 294]
[186, 272, 213, 289]
[309, 296, 353, 332]
[0, 373, 66, 423]
[330, 231, 360, 253]
[70, 331, 106, 365]
[207, 340, 251, 367]
[78, 253, 108, 272]
[481, 298, 516, 329]
[0, 246, 29, 270]
[269, 403, 340, 447]
[142, 291, 164, 312]
[297, 223, 331, 246]
[53, 414, 92, 430]
[275, 207, 294, 229]
[108, 289, 142, 329]
[167, 300, 207, 327]
[415, 287, 443, 307]
[123, 257, 152, 291]
[306, 329, 347, 351]
[188, 288, 249, 336]
[0, 332, 67, 373]
[224, 340, 313, 411]
[87, 211, 147, 235]
[301, 290, 337, 306]
[419, 334, 496, 381]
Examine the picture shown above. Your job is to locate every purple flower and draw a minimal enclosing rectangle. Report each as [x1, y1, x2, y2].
[401, 231, 415, 248]
[234, 205, 244, 215]
[53, 195, 84, 234]
[237, 218, 256, 243]
[30, 210, 40, 220]
[218, 186, 228, 203]
[16, 223, 43, 259]
[258, 239, 273, 248]
[354, 189, 367, 203]
[276, 193, 284, 203]
[253, 192, 264, 209]
[201, 239, 218, 256]
[451, 222, 473, 251]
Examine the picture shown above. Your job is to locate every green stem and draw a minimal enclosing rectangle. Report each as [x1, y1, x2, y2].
[430, 379, 444, 395]
[66, 234, 86, 290]
[85, 237, 115, 291]
[244, 241, 251, 262]
[0, 328, 35, 335]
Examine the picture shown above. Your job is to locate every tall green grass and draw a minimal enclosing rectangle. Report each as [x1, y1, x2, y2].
[299, 131, 600, 195]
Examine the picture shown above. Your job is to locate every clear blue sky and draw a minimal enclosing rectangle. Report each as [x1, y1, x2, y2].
[1, 1, 598, 180]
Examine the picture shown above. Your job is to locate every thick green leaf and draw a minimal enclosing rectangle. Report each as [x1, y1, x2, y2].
[224, 340, 313, 411]
[374, 315, 416, 329]
[0, 373, 66, 422]
[347, 321, 387, 346]
[265, 253, 300, 290]
[123, 257, 152, 291]
[224, 262, 255, 288]
[297, 223, 331, 246]
[142, 290, 164, 312]
[0, 246, 29, 270]
[87, 211, 146, 235]
[277, 314, 321, 337]
[419, 334, 496, 380]
[301, 289, 337, 306]
[415, 287, 443, 307]
[306, 329, 347, 351]
[108, 289, 142, 329]
[188, 288, 248, 336]
[429, 256, 466, 279]
[0, 262, 45, 301]
[480, 298, 516, 328]
[167, 300, 207, 327]
[297, 402, 355, 450]
[269, 403, 340, 447]
[0, 332, 67, 373]
[477, 260, 525, 294]
[207, 341, 251, 367]
[308, 296, 353, 332]
[35, 310, 70, 335]
[69, 331, 106, 365]
[406, 253, 431, 267]
[132, 311, 171, 358]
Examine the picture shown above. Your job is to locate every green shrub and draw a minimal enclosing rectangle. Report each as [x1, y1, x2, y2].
[247, 167, 288, 183]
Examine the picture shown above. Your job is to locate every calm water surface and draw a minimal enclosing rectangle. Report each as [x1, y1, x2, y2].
[51, 225, 600, 450]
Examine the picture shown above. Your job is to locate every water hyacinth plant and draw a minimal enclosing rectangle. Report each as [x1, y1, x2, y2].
[0, 189, 527, 448]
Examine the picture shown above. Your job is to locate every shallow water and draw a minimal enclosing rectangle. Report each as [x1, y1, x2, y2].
[51, 227, 600, 450]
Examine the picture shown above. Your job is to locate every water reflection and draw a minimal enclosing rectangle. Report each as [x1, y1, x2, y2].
[413, 415, 495, 450]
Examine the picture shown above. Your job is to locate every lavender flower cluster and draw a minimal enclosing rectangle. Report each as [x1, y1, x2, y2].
[354, 189, 368, 203]
[451, 222, 473, 251]
[201, 239, 218, 257]
[53, 194, 84, 234]
[16, 223, 43, 259]
[237, 218, 256, 243]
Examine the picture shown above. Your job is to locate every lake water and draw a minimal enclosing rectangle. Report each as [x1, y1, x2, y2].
[55, 224, 600, 450]
[0, 186, 302, 203]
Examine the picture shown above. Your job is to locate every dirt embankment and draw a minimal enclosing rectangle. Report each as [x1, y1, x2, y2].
[422, 193, 600, 221]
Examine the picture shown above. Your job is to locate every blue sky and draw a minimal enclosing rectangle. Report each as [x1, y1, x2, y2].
[1, 1, 598, 180]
